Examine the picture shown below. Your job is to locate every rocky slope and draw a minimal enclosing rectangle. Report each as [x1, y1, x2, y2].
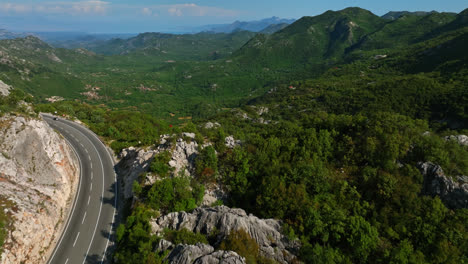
[157, 241, 246, 264]
[151, 206, 300, 263]
[418, 162, 468, 209]
[0, 115, 79, 263]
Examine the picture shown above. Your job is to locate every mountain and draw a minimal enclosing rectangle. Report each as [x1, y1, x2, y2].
[235, 7, 386, 69]
[259, 23, 290, 34]
[382, 11, 438, 20]
[0, 29, 28, 40]
[87, 31, 257, 60]
[197, 16, 296, 33]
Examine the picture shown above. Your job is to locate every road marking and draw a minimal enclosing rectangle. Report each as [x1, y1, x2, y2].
[46, 134, 83, 264]
[80, 143, 84, 148]
[88, 195, 91, 205]
[89, 155, 92, 162]
[82, 212, 87, 224]
[65, 258, 69, 264]
[91, 172, 93, 180]
[90, 183, 93, 191]
[85, 149, 88, 154]
[90, 163, 93, 169]
[73, 232, 80, 247]
[52, 117, 116, 264]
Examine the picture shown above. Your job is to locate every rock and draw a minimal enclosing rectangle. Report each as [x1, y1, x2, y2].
[0, 79, 11, 96]
[151, 206, 300, 264]
[117, 147, 156, 199]
[418, 162, 468, 209]
[225, 136, 241, 149]
[257, 107, 269, 116]
[117, 133, 201, 199]
[201, 185, 227, 207]
[194, 250, 246, 264]
[444, 135, 468, 146]
[204, 122, 221, 129]
[0, 115, 79, 263]
[183, 132, 196, 139]
[159, 242, 246, 264]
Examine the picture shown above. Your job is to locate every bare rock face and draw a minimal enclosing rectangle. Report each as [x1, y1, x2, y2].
[444, 135, 468, 146]
[151, 206, 300, 263]
[157, 240, 246, 264]
[418, 162, 468, 209]
[117, 147, 155, 199]
[117, 134, 200, 199]
[0, 80, 11, 96]
[0, 115, 79, 263]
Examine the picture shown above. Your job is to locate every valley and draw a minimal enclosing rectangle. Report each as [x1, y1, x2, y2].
[0, 5, 467, 264]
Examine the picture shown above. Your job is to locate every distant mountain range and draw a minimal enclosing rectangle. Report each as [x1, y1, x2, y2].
[194, 17, 297, 33]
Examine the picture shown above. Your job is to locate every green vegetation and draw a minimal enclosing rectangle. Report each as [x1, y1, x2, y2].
[0, 197, 15, 258]
[163, 228, 208, 245]
[2, 6, 468, 264]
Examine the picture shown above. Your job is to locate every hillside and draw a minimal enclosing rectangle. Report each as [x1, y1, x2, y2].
[88, 31, 257, 60]
[10, 6, 467, 264]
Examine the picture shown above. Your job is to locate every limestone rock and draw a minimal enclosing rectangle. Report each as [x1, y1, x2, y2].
[204, 122, 221, 129]
[0, 115, 79, 263]
[418, 162, 468, 209]
[225, 136, 241, 149]
[117, 147, 155, 199]
[117, 134, 201, 199]
[157, 241, 246, 264]
[151, 206, 300, 263]
[444, 135, 468, 146]
[0, 79, 11, 96]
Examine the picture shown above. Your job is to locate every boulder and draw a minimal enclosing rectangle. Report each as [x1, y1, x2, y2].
[418, 162, 468, 209]
[151, 206, 300, 263]
[225, 136, 241, 149]
[444, 135, 468, 146]
[0, 79, 11, 96]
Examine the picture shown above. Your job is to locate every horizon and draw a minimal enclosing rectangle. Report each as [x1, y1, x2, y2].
[0, 1, 466, 34]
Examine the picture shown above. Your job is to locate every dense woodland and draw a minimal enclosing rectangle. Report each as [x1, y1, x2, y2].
[2, 6, 468, 264]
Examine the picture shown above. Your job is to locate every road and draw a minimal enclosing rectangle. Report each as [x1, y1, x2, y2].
[43, 114, 117, 264]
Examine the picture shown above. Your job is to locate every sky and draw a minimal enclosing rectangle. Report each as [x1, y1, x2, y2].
[0, 0, 466, 33]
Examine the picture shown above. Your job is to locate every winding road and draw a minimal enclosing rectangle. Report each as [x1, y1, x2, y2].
[42, 114, 117, 264]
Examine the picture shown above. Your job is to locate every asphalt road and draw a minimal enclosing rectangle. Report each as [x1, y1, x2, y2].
[43, 114, 117, 264]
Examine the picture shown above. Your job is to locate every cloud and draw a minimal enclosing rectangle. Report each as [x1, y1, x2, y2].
[152, 3, 238, 18]
[0, 1, 110, 16]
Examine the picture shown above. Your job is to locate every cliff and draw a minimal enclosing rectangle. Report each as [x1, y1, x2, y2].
[0, 115, 79, 263]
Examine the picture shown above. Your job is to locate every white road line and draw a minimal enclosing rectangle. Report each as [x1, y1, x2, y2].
[88, 195, 91, 205]
[91, 172, 93, 180]
[90, 183, 93, 191]
[57, 117, 116, 264]
[73, 232, 80, 247]
[47, 135, 83, 264]
[89, 156, 92, 162]
[85, 149, 89, 154]
[65, 258, 69, 264]
[90, 163, 93, 169]
[82, 212, 87, 224]
[80, 143, 84, 148]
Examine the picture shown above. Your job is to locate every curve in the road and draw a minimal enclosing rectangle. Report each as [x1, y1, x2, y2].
[43, 114, 117, 264]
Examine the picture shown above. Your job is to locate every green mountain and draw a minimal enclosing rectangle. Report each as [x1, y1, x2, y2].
[88, 31, 257, 61]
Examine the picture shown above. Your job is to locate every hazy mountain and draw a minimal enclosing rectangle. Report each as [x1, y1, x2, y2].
[0, 29, 28, 40]
[196, 16, 296, 33]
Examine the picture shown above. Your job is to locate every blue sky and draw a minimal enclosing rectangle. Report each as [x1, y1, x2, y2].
[0, 0, 466, 33]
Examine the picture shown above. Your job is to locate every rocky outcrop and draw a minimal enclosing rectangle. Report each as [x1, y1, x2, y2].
[156, 240, 246, 264]
[0, 115, 79, 263]
[117, 134, 200, 199]
[224, 136, 241, 149]
[444, 135, 468, 146]
[0, 80, 11, 96]
[151, 206, 300, 263]
[418, 162, 468, 209]
[117, 147, 155, 199]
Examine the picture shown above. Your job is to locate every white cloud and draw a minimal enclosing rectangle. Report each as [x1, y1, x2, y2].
[0, 1, 110, 16]
[141, 7, 152, 16]
[156, 3, 238, 18]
